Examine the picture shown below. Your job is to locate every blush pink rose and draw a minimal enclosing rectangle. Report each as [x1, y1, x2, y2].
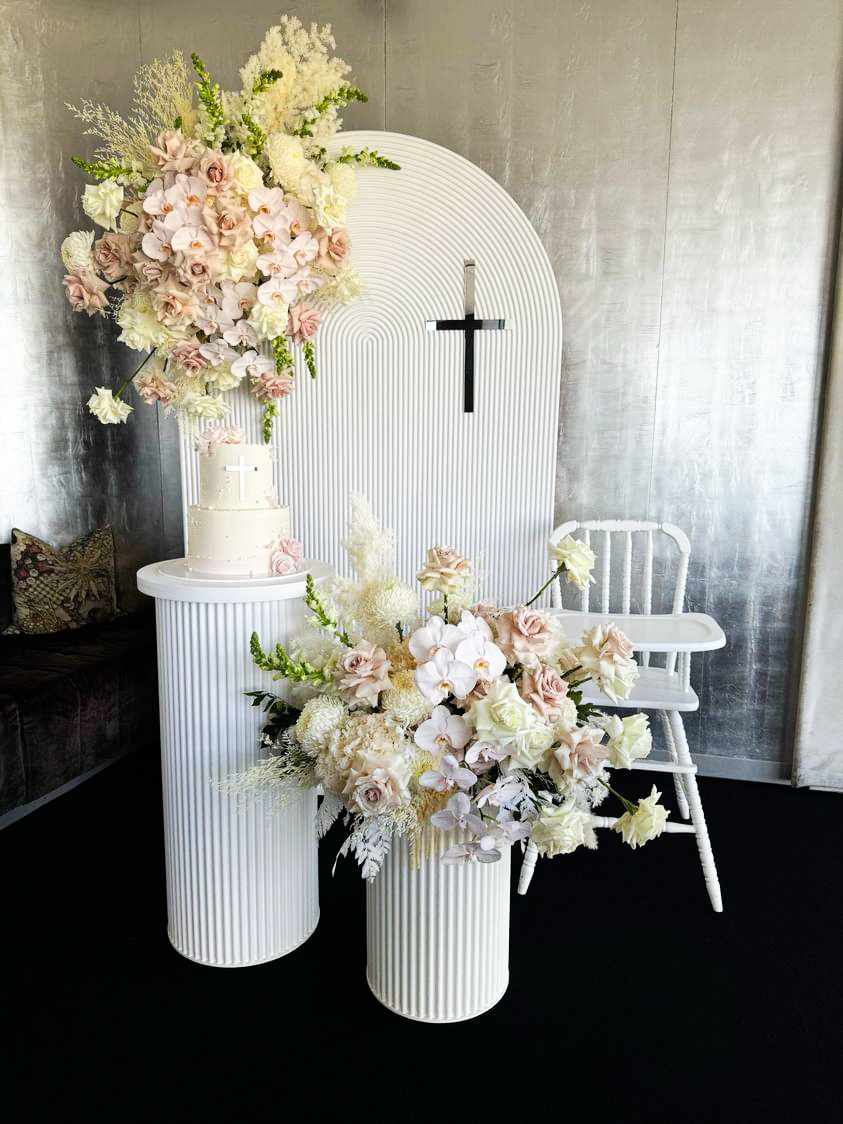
[170, 338, 209, 373]
[250, 370, 294, 400]
[63, 270, 109, 316]
[133, 253, 168, 286]
[495, 607, 555, 669]
[287, 303, 321, 343]
[135, 372, 178, 406]
[600, 624, 634, 660]
[315, 227, 350, 272]
[519, 665, 569, 721]
[93, 233, 135, 282]
[269, 550, 298, 576]
[197, 151, 229, 190]
[338, 641, 392, 708]
[150, 130, 199, 173]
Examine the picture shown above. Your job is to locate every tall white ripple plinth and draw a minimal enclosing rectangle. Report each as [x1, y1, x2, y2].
[366, 832, 511, 1022]
[137, 561, 329, 967]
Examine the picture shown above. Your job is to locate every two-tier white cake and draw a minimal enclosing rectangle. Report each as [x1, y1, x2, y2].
[186, 429, 294, 577]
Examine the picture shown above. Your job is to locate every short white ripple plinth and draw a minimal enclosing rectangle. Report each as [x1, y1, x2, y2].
[366, 832, 511, 1022]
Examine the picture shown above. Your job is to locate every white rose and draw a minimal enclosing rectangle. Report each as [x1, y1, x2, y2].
[222, 240, 259, 282]
[60, 230, 95, 272]
[81, 181, 124, 230]
[299, 168, 346, 231]
[87, 387, 132, 425]
[227, 151, 265, 194]
[613, 786, 669, 849]
[531, 800, 597, 858]
[602, 712, 652, 769]
[548, 534, 596, 592]
[266, 134, 308, 191]
[469, 679, 549, 758]
[295, 695, 347, 753]
[328, 161, 357, 202]
[248, 301, 288, 341]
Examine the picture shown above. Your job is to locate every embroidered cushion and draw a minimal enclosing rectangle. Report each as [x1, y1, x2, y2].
[6, 526, 118, 635]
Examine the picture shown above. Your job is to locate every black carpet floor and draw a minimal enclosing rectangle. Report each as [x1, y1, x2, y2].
[2, 750, 841, 1122]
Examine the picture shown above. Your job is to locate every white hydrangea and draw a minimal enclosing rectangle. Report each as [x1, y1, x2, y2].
[295, 695, 347, 753]
[613, 786, 669, 849]
[531, 800, 597, 858]
[81, 181, 124, 230]
[317, 264, 362, 304]
[60, 230, 95, 273]
[205, 362, 244, 392]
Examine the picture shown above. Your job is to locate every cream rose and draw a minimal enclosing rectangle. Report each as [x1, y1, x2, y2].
[602, 712, 652, 769]
[417, 546, 473, 597]
[227, 151, 265, 194]
[468, 678, 547, 753]
[87, 387, 132, 424]
[613, 786, 669, 849]
[531, 800, 597, 857]
[549, 534, 596, 592]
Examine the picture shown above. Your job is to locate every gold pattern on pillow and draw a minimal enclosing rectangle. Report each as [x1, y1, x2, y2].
[8, 526, 117, 634]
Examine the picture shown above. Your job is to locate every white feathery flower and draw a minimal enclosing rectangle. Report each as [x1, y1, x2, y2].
[328, 160, 357, 202]
[356, 577, 418, 644]
[342, 495, 396, 582]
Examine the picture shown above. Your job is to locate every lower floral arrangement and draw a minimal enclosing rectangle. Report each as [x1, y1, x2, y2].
[222, 496, 671, 1020]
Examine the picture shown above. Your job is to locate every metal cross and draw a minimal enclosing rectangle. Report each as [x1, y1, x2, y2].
[426, 259, 506, 413]
[224, 456, 258, 503]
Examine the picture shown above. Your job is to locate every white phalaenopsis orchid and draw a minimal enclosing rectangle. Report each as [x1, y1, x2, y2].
[420, 753, 476, 793]
[408, 616, 463, 663]
[414, 705, 471, 756]
[476, 775, 526, 811]
[430, 792, 484, 834]
[464, 739, 510, 773]
[414, 649, 477, 704]
[454, 633, 506, 682]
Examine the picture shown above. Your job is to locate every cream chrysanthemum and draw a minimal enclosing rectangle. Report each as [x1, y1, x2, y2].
[295, 695, 346, 753]
[356, 577, 418, 646]
[60, 230, 95, 273]
[381, 668, 432, 728]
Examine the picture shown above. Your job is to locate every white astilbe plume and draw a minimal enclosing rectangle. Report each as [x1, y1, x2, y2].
[342, 494, 396, 582]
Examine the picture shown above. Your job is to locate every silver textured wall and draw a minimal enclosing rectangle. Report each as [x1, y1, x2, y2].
[2, 1, 840, 777]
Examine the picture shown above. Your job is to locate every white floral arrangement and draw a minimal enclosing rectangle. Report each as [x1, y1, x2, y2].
[60, 15, 397, 441]
[229, 497, 670, 880]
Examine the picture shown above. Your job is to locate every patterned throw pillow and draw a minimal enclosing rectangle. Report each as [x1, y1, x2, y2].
[7, 526, 118, 635]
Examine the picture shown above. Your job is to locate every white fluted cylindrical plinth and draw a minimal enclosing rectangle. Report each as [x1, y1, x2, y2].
[366, 832, 511, 1022]
[138, 561, 330, 967]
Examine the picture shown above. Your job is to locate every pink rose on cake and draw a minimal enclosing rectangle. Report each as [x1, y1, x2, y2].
[269, 538, 304, 576]
[193, 424, 244, 455]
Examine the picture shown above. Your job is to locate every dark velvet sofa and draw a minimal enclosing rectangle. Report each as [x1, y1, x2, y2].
[0, 545, 159, 825]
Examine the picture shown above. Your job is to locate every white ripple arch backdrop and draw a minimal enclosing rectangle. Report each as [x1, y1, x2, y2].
[179, 131, 563, 606]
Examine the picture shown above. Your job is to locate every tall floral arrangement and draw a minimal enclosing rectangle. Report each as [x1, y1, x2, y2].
[60, 16, 397, 441]
[229, 498, 669, 880]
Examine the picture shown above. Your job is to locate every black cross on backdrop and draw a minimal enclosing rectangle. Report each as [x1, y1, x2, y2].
[426, 260, 507, 413]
